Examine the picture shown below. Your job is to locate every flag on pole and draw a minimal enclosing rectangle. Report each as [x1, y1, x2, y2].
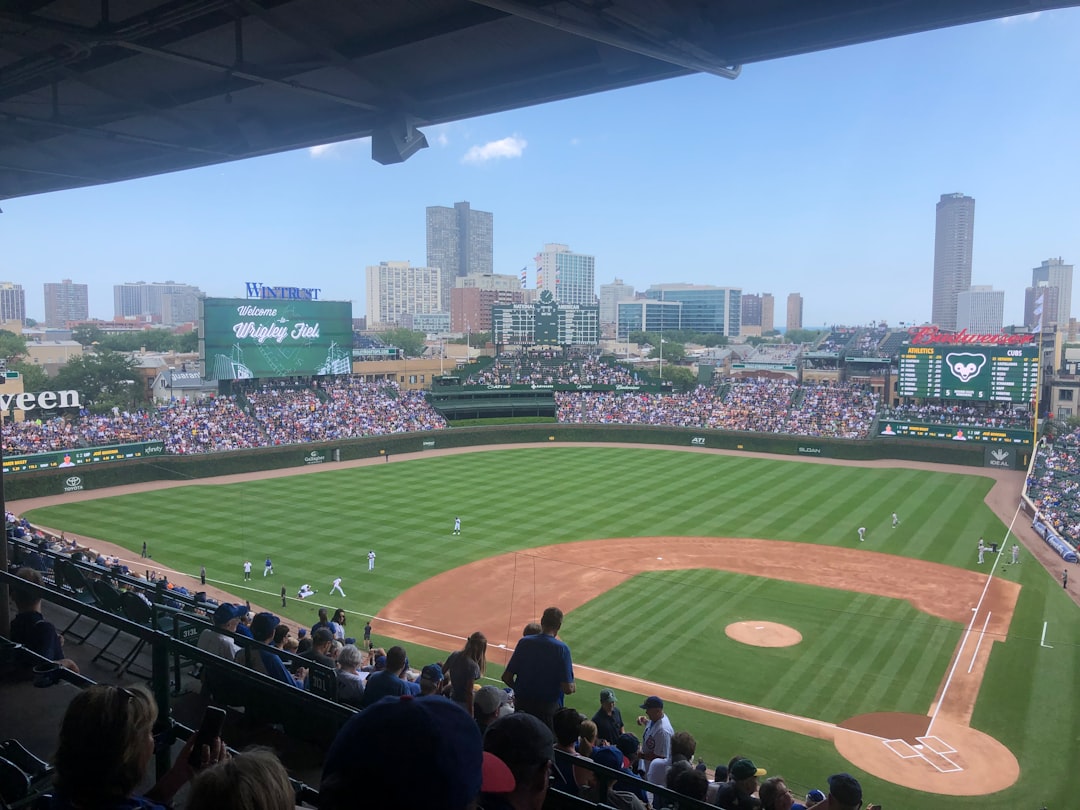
[519, 267, 527, 288]
[1033, 293, 1044, 334]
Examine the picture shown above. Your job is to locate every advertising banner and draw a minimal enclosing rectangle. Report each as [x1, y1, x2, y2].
[200, 298, 354, 380]
[877, 421, 1031, 445]
[3, 441, 166, 475]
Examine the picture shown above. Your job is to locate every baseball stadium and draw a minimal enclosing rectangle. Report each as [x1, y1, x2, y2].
[3, 3, 1080, 810]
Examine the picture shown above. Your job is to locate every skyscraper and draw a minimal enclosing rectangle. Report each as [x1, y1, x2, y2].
[956, 286, 1004, 334]
[1031, 257, 1073, 329]
[44, 279, 90, 327]
[599, 278, 635, 325]
[365, 261, 442, 329]
[113, 281, 202, 323]
[931, 193, 975, 331]
[1024, 283, 1059, 332]
[786, 293, 803, 331]
[426, 202, 493, 311]
[536, 244, 596, 307]
[0, 282, 26, 325]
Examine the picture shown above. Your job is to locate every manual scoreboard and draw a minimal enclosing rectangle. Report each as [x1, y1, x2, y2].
[897, 345, 1037, 402]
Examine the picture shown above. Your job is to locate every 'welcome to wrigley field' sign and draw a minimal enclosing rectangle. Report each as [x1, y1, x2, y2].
[200, 297, 354, 380]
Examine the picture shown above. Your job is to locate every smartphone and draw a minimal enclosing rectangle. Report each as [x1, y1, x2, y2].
[187, 706, 226, 767]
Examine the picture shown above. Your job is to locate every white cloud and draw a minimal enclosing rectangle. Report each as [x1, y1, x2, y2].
[308, 143, 338, 158]
[999, 11, 1042, 24]
[307, 138, 369, 159]
[461, 134, 527, 164]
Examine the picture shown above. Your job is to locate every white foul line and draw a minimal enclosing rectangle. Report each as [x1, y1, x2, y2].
[926, 500, 1022, 737]
[966, 611, 992, 674]
[1041, 621, 1053, 649]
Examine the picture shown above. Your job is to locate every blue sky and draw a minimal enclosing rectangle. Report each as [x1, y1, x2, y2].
[7, 9, 1080, 329]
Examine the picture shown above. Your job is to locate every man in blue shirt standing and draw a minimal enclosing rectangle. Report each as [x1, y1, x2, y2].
[361, 645, 411, 707]
[502, 606, 575, 728]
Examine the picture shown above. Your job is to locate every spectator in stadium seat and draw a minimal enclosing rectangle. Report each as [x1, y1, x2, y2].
[590, 746, 647, 810]
[271, 623, 290, 648]
[311, 607, 331, 635]
[592, 688, 624, 745]
[615, 732, 646, 779]
[235, 611, 254, 639]
[419, 663, 444, 696]
[673, 768, 709, 804]
[475, 685, 513, 732]
[320, 695, 514, 810]
[301, 627, 336, 669]
[445, 630, 488, 716]
[481, 712, 556, 810]
[331, 608, 347, 640]
[189, 747, 294, 810]
[54, 684, 225, 810]
[334, 644, 366, 709]
[359, 645, 410, 707]
[653, 730, 697, 797]
[502, 606, 575, 728]
[10, 568, 79, 673]
[551, 707, 594, 795]
[636, 696, 673, 782]
[714, 757, 766, 810]
[522, 621, 542, 636]
[823, 773, 862, 810]
[759, 776, 796, 810]
[236, 612, 306, 688]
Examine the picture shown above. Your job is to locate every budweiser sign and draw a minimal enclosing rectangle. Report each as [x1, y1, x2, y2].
[908, 327, 1034, 346]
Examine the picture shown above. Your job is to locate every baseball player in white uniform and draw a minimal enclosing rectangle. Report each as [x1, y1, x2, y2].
[368, 550, 376, 571]
[891, 512, 899, 528]
[330, 577, 346, 597]
[858, 527, 866, 542]
[1011, 544, 1020, 564]
[453, 516, 461, 535]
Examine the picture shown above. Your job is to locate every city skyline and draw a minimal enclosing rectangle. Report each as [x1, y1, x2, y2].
[3, 10, 1079, 329]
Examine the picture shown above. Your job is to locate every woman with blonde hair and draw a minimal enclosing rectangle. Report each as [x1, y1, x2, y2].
[53, 683, 226, 809]
[444, 630, 487, 716]
[188, 748, 295, 810]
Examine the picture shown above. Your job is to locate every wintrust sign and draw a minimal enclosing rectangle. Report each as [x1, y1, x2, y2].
[0, 390, 81, 411]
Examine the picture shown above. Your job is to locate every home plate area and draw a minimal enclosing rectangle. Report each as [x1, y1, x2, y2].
[883, 735, 962, 773]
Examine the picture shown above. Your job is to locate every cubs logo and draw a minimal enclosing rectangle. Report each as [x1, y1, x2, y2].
[945, 353, 987, 383]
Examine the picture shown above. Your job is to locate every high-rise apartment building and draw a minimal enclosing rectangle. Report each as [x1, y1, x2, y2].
[761, 293, 775, 332]
[365, 261, 442, 330]
[0, 282, 27, 325]
[536, 244, 596, 307]
[599, 278, 635, 325]
[1031, 257, 1073, 329]
[931, 193, 975, 331]
[645, 284, 741, 336]
[113, 281, 202, 323]
[1025, 283, 1060, 332]
[426, 201, 493, 311]
[742, 293, 762, 327]
[956, 286, 1004, 334]
[786, 293, 803, 331]
[43, 279, 89, 327]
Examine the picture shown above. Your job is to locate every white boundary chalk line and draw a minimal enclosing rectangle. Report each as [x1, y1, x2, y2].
[1041, 621, 1053, 648]
[925, 500, 1022, 738]
[967, 611, 992, 674]
[915, 735, 964, 773]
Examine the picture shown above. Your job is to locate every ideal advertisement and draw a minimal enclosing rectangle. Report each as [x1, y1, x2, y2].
[3, 441, 166, 475]
[200, 298, 354, 380]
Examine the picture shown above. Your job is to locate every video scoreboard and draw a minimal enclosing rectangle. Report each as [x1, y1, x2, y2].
[897, 345, 1037, 402]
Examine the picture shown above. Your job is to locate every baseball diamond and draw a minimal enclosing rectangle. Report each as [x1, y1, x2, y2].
[16, 443, 1080, 808]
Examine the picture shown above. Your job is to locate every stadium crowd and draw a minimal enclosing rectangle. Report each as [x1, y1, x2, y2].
[1027, 427, 1080, 544]
[3, 379, 446, 457]
[557, 379, 879, 439]
[471, 352, 639, 387]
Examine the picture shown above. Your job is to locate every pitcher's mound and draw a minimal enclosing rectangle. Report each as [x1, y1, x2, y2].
[725, 621, 802, 647]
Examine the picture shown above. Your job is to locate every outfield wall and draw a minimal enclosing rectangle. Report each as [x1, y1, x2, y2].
[5, 423, 997, 500]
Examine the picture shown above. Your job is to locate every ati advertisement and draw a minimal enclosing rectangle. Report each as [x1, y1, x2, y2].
[200, 298, 353, 380]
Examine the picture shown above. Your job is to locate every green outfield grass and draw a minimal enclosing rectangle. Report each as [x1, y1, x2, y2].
[22, 446, 1080, 808]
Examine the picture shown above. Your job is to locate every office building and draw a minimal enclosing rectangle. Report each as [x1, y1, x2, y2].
[1025, 283, 1060, 332]
[956, 286, 1004, 334]
[450, 273, 526, 333]
[0, 282, 26, 325]
[426, 201, 493, 310]
[931, 193, 975, 331]
[536, 244, 596, 307]
[113, 281, 202, 323]
[617, 300, 682, 340]
[365, 261, 442, 330]
[599, 278, 636, 324]
[786, 293, 803, 331]
[742, 292, 775, 332]
[43, 279, 90, 327]
[645, 284, 741, 336]
[1031, 257, 1073, 329]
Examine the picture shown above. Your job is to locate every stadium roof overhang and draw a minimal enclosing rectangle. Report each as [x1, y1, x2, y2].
[2, 0, 1077, 201]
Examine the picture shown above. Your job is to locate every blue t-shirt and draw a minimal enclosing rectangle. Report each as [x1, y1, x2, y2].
[259, 649, 303, 688]
[360, 670, 409, 707]
[504, 633, 574, 704]
[11, 611, 64, 661]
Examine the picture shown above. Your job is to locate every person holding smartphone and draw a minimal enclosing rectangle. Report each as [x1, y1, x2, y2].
[52, 684, 227, 810]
